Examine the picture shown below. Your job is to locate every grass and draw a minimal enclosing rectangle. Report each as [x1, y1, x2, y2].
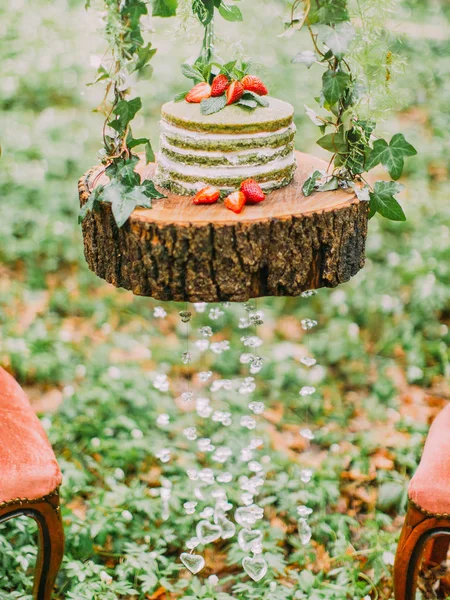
[0, 0, 449, 599]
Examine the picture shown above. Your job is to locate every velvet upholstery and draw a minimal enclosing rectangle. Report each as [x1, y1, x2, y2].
[0, 367, 62, 504]
[409, 403, 450, 515]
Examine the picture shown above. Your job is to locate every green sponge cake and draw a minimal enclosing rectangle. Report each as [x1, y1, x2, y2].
[154, 97, 297, 196]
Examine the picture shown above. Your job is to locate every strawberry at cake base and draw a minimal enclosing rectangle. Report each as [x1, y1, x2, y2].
[154, 97, 297, 196]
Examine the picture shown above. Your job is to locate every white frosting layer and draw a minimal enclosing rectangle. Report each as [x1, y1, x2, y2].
[160, 119, 296, 142]
[157, 151, 296, 179]
[160, 136, 289, 160]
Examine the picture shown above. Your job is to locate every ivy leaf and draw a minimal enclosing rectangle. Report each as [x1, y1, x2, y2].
[134, 43, 157, 72]
[152, 0, 178, 17]
[322, 70, 350, 106]
[349, 182, 371, 201]
[145, 141, 155, 164]
[78, 185, 103, 223]
[317, 130, 348, 153]
[128, 137, 149, 149]
[366, 133, 417, 180]
[310, 0, 349, 24]
[292, 50, 317, 68]
[142, 180, 166, 199]
[113, 97, 142, 131]
[116, 163, 141, 188]
[200, 95, 227, 115]
[369, 180, 406, 221]
[318, 176, 339, 191]
[315, 22, 356, 59]
[304, 104, 323, 126]
[192, 0, 214, 24]
[302, 170, 323, 197]
[218, 2, 243, 21]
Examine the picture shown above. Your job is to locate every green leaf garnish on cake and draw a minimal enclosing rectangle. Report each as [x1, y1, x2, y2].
[174, 59, 270, 115]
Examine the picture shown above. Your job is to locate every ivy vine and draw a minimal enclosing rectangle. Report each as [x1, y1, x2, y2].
[288, 0, 417, 220]
[80, 0, 173, 228]
[80, 0, 417, 227]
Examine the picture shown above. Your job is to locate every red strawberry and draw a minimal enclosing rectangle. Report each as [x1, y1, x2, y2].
[241, 75, 268, 96]
[226, 80, 245, 105]
[193, 186, 220, 205]
[211, 74, 230, 97]
[224, 191, 246, 214]
[186, 82, 212, 103]
[240, 179, 265, 204]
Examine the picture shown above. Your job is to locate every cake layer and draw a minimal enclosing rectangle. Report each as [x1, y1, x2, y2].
[155, 151, 296, 190]
[161, 97, 294, 134]
[160, 138, 295, 167]
[160, 120, 296, 152]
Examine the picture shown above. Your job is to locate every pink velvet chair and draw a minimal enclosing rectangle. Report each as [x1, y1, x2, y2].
[0, 367, 64, 599]
[394, 402, 450, 599]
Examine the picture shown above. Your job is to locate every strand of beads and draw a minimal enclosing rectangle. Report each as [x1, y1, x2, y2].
[296, 290, 321, 549]
[180, 302, 234, 575]
[235, 301, 269, 583]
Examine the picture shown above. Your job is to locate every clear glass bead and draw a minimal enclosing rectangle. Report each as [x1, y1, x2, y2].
[301, 318, 318, 331]
[299, 386, 316, 397]
[179, 310, 192, 323]
[184, 427, 197, 441]
[199, 326, 213, 338]
[240, 416, 257, 430]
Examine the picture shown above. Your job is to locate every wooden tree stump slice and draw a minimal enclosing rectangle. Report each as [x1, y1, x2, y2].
[79, 152, 368, 302]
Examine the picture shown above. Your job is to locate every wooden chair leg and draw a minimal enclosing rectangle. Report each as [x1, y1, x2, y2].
[394, 503, 450, 600]
[0, 492, 64, 600]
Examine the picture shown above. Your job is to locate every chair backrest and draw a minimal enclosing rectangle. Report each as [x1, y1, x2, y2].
[408, 402, 450, 515]
[0, 367, 62, 504]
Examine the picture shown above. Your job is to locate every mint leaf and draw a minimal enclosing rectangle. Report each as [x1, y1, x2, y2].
[315, 22, 356, 59]
[181, 63, 205, 82]
[174, 91, 189, 102]
[302, 170, 323, 197]
[200, 95, 227, 115]
[237, 99, 258, 110]
[218, 2, 243, 21]
[366, 133, 417, 180]
[292, 50, 317, 68]
[152, 0, 178, 17]
[322, 70, 350, 105]
[369, 180, 406, 221]
[242, 91, 269, 107]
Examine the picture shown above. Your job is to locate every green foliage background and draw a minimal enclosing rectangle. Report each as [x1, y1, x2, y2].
[0, 0, 449, 598]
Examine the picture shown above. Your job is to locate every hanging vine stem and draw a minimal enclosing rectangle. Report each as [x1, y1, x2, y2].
[201, 20, 215, 63]
[288, 0, 417, 222]
[79, 0, 177, 229]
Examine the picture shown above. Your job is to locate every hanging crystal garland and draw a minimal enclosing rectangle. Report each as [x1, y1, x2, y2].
[151, 291, 321, 586]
